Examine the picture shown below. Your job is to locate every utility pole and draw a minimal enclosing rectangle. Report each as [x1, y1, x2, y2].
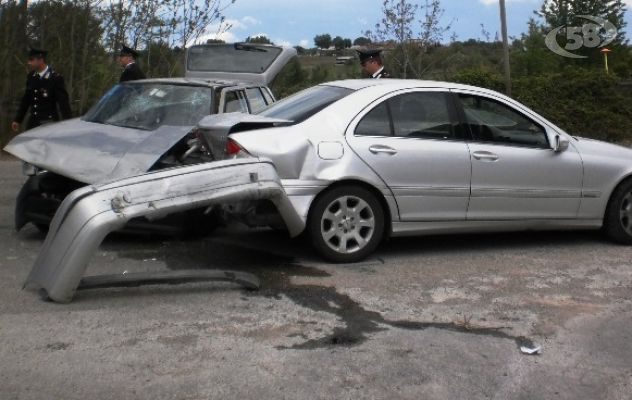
[499, 0, 512, 96]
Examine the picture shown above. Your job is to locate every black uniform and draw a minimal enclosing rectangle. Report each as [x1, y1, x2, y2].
[356, 48, 391, 79]
[373, 68, 391, 79]
[14, 67, 72, 130]
[119, 62, 146, 83]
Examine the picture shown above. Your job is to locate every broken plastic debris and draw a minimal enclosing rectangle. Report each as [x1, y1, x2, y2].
[520, 345, 542, 355]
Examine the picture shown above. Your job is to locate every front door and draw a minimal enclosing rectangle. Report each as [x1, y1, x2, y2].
[454, 91, 583, 220]
[346, 89, 472, 221]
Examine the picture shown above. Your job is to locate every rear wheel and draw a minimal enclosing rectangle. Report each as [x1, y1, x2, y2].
[308, 186, 384, 263]
[603, 179, 632, 244]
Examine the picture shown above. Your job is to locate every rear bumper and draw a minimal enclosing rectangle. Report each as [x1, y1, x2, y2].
[24, 158, 305, 303]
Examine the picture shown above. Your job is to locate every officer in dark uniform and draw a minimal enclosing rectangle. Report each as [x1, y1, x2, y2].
[11, 48, 72, 132]
[357, 49, 391, 79]
[118, 45, 146, 83]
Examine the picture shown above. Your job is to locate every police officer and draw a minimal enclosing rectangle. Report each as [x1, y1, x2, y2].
[118, 45, 146, 83]
[11, 48, 72, 132]
[357, 49, 391, 79]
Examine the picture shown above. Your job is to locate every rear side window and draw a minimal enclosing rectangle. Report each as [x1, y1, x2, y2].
[458, 94, 549, 148]
[246, 88, 268, 113]
[390, 92, 454, 139]
[224, 90, 247, 113]
[355, 102, 392, 136]
[355, 91, 455, 140]
[261, 88, 274, 104]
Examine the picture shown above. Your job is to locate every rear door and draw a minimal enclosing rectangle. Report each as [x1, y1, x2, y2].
[346, 89, 472, 221]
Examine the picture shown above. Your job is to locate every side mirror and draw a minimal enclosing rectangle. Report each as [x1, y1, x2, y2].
[553, 135, 570, 153]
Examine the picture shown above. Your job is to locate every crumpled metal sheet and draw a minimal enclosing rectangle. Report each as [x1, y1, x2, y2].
[24, 158, 305, 303]
[3, 118, 192, 184]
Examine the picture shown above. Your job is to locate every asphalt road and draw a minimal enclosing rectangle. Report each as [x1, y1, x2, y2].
[0, 158, 631, 400]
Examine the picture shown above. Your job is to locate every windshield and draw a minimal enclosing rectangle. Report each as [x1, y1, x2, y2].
[187, 44, 283, 73]
[83, 83, 213, 130]
[258, 85, 353, 124]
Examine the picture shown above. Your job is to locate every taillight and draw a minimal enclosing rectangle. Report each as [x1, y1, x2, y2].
[226, 138, 250, 158]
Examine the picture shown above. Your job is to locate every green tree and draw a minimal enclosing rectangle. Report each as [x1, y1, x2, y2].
[332, 36, 345, 50]
[314, 34, 332, 49]
[511, 18, 561, 76]
[538, 0, 627, 62]
[245, 35, 273, 44]
[353, 36, 372, 46]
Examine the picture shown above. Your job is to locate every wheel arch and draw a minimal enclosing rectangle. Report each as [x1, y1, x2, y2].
[603, 173, 632, 222]
[306, 179, 395, 238]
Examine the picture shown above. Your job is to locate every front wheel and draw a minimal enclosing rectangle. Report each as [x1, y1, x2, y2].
[603, 179, 632, 244]
[308, 186, 385, 263]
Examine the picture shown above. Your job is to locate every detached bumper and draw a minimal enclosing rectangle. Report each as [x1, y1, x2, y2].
[24, 158, 305, 303]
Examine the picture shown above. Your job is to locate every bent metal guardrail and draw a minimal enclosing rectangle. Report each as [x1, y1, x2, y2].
[24, 158, 305, 303]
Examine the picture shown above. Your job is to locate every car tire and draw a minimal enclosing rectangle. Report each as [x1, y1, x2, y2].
[603, 179, 632, 244]
[308, 186, 384, 263]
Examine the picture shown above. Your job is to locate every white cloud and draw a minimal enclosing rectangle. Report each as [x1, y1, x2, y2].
[299, 39, 310, 48]
[241, 16, 261, 26]
[193, 16, 263, 45]
[274, 38, 292, 47]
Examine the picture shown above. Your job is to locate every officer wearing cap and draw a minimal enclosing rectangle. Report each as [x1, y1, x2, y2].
[11, 48, 72, 132]
[118, 45, 146, 83]
[357, 49, 390, 79]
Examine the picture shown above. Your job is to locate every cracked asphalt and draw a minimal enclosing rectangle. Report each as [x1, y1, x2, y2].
[0, 158, 631, 399]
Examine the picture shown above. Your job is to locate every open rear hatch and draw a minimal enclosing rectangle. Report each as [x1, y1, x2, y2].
[185, 43, 297, 85]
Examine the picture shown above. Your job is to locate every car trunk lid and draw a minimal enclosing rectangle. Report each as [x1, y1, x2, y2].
[196, 113, 291, 160]
[185, 43, 297, 86]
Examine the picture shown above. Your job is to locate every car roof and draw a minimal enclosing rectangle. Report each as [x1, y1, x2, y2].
[126, 77, 264, 89]
[323, 79, 500, 95]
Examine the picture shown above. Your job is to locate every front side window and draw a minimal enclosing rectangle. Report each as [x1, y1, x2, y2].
[458, 94, 549, 148]
[83, 83, 213, 130]
[354, 91, 455, 139]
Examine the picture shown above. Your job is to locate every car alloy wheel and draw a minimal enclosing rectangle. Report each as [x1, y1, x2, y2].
[619, 191, 632, 236]
[308, 186, 385, 263]
[321, 195, 376, 254]
[604, 179, 632, 245]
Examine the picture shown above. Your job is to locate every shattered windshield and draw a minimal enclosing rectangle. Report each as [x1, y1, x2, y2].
[187, 44, 283, 73]
[258, 85, 353, 124]
[83, 83, 213, 130]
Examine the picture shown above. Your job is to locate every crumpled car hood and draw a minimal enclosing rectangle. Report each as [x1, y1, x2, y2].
[3, 118, 193, 184]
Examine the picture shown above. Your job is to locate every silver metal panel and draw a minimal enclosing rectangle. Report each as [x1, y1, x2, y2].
[24, 158, 304, 303]
[573, 137, 632, 219]
[391, 219, 602, 237]
[3, 118, 192, 184]
[467, 142, 583, 220]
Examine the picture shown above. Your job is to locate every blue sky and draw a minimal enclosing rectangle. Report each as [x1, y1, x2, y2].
[204, 0, 631, 46]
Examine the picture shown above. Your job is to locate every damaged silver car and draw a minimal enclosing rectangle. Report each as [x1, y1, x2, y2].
[7, 78, 632, 303]
[5, 42, 296, 235]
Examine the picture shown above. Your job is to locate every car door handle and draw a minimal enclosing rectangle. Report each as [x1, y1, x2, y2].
[369, 145, 398, 155]
[472, 151, 499, 161]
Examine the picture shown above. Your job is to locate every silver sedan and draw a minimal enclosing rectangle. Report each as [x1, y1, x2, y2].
[9, 79, 632, 301]
[191, 79, 631, 262]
